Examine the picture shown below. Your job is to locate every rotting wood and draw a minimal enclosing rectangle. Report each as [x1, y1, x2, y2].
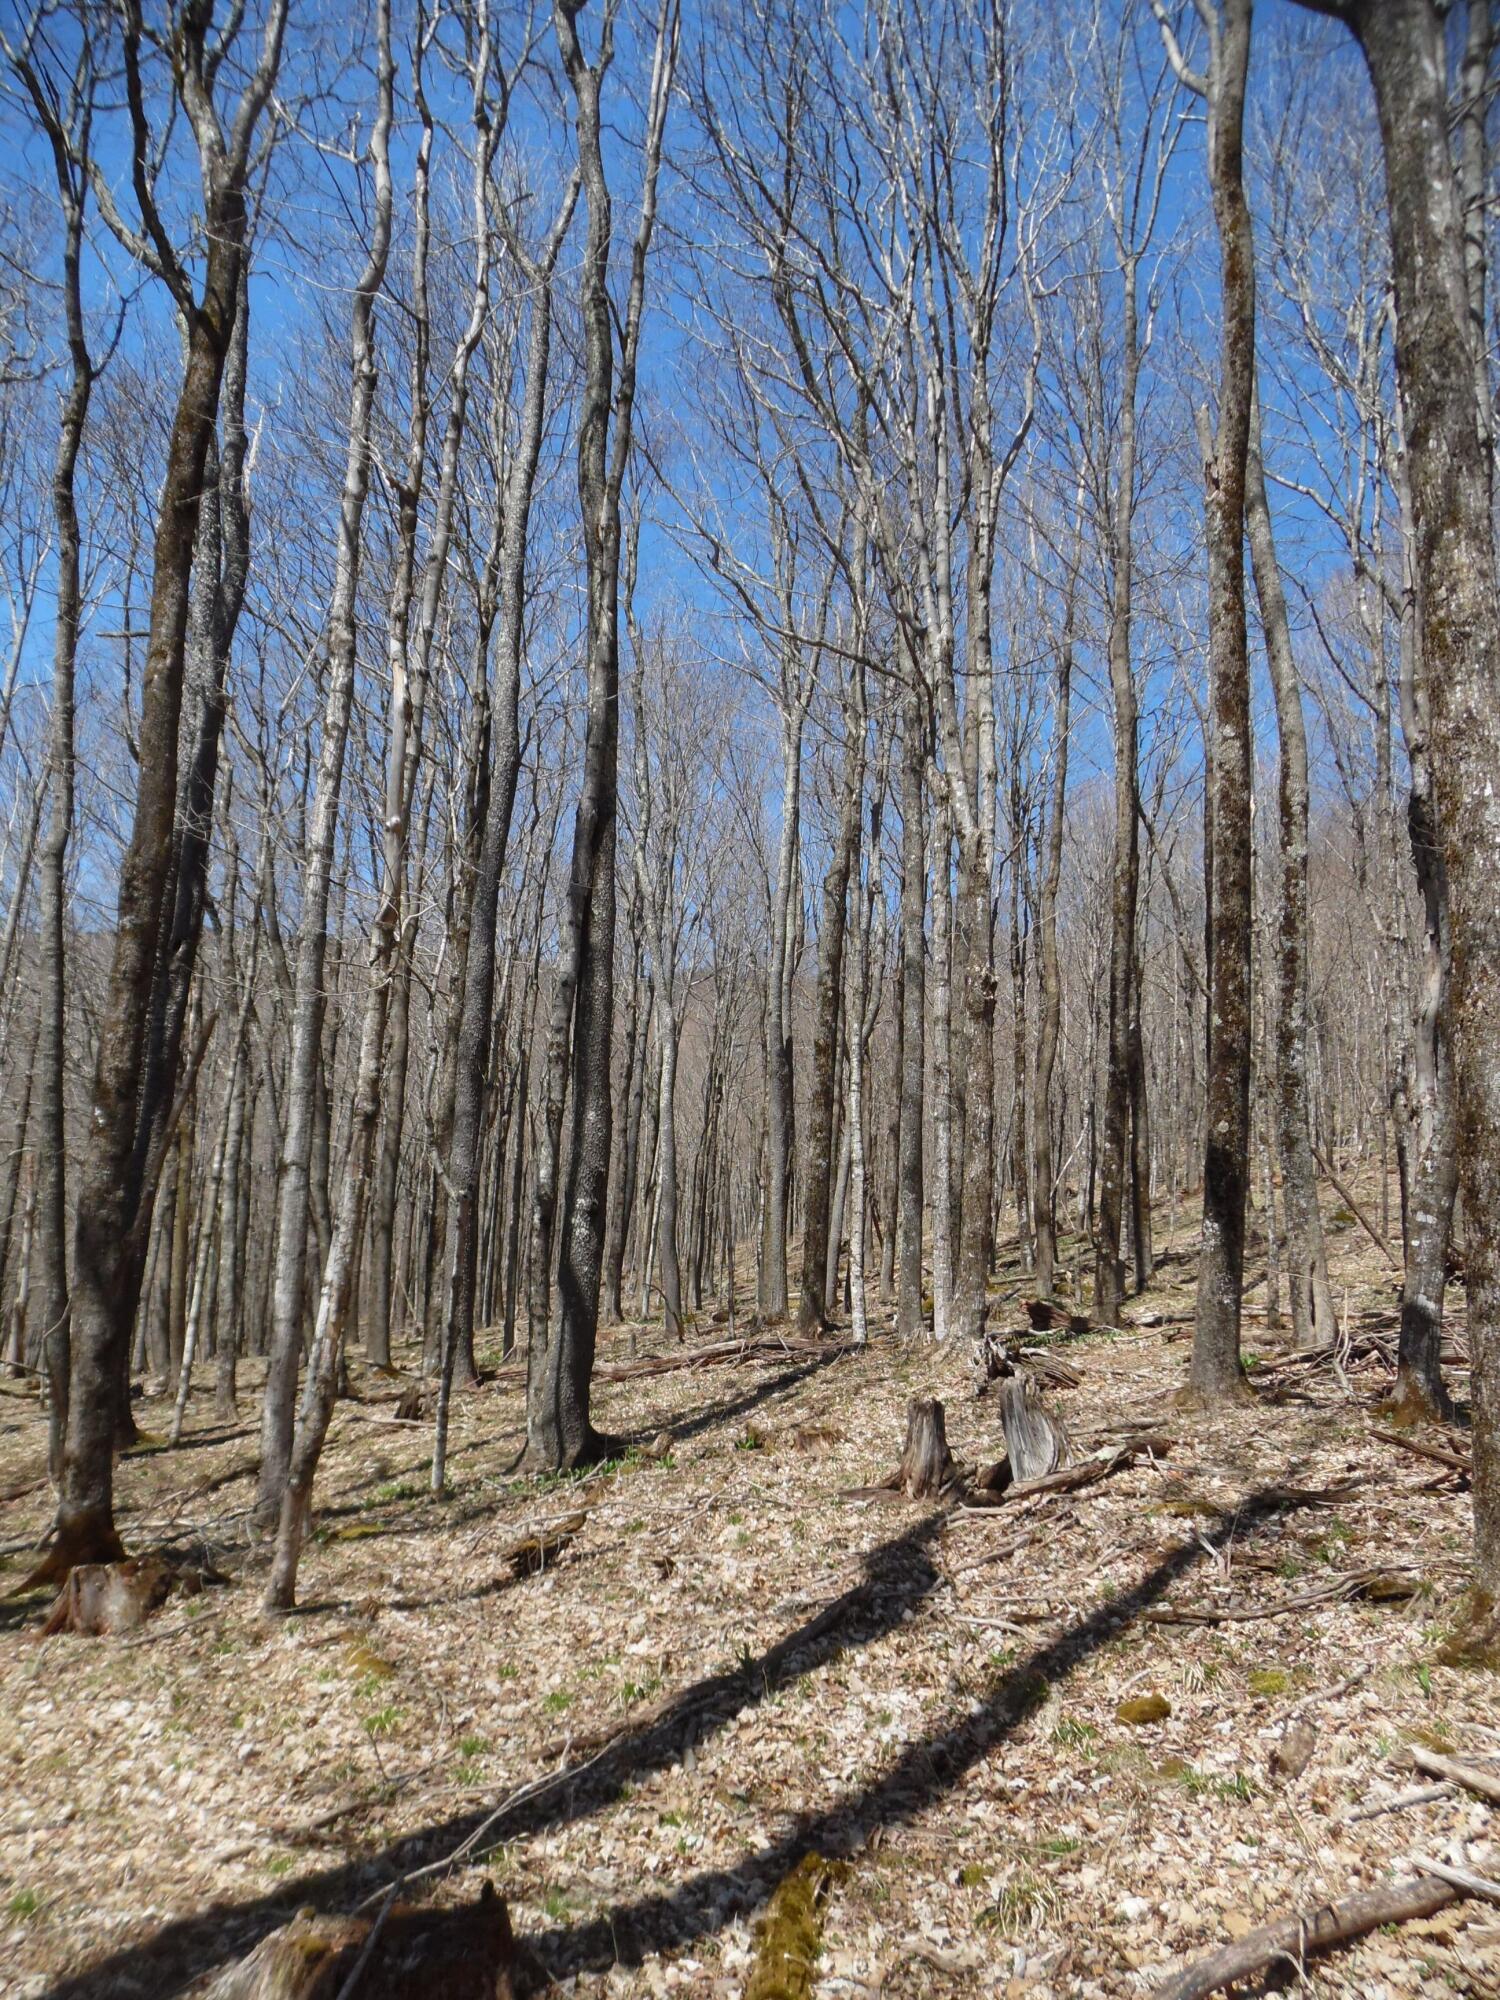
[37, 1552, 225, 1636]
[204, 1881, 520, 1999]
[1409, 1744, 1500, 1805]
[1151, 1873, 1460, 2000]
[999, 1375, 1071, 1481]
[500, 1510, 586, 1582]
[745, 1852, 839, 2000]
[893, 1397, 956, 1498]
[1143, 1566, 1418, 1627]
[1373, 1428, 1471, 1477]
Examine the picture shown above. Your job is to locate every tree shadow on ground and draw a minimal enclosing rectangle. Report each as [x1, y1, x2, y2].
[627, 1348, 849, 1452]
[37, 1480, 1327, 1998]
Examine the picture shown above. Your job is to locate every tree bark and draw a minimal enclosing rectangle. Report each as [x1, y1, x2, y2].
[1245, 396, 1336, 1350]
[799, 689, 861, 1332]
[1288, 1, 1500, 1484]
[896, 688, 927, 1336]
[258, 11, 393, 1523]
[55, 1, 285, 1571]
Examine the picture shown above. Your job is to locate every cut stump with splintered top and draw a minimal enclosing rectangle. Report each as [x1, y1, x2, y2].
[1000, 1375, 1072, 1483]
[205, 1883, 521, 1999]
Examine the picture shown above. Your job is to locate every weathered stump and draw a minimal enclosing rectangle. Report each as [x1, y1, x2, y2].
[39, 1551, 222, 1636]
[206, 1884, 520, 1999]
[894, 1396, 955, 1498]
[999, 1375, 1071, 1482]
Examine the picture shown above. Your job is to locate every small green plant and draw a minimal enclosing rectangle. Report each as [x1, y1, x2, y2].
[373, 1479, 424, 1504]
[1038, 1835, 1080, 1858]
[735, 1425, 767, 1452]
[8, 1889, 40, 1920]
[459, 1735, 489, 1759]
[543, 1689, 572, 1714]
[1052, 1716, 1097, 1750]
[1414, 1662, 1435, 1699]
[364, 1705, 402, 1739]
[1247, 1668, 1289, 1698]
[543, 1889, 569, 1921]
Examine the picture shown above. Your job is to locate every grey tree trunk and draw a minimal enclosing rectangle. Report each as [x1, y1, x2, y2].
[1156, 0, 1257, 1402]
[1245, 399, 1336, 1351]
[1290, 0, 1500, 1580]
[258, 12, 394, 1523]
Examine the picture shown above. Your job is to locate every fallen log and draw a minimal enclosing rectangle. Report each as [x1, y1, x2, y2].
[1151, 1874, 1459, 2000]
[1373, 1429, 1471, 1477]
[1409, 1745, 1500, 1806]
[1003, 1436, 1167, 1503]
[205, 1882, 520, 1999]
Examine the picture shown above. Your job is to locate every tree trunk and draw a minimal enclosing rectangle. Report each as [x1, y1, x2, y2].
[894, 1397, 954, 1499]
[526, 0, 675, 1470]
[56, 6, 284, 1571]
[799, 690, 861, 1333]
[1245, 397, 1336, 1349]
[1313, 0, 1500, 1582]
[1174, 0, 1256, 1403]
[258, 17, 394, 1523]
[896, 689, 927, 1336]
[1033, 575, 1074, 1302]
[1094, 254, 1143, 1331]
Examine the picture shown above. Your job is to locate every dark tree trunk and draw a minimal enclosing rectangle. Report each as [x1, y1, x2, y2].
[526, 0, 674, 1468]
[1094, 256, 1143, 1331]
[55, 13, 282, 1569]
[1033, 574, 1074, 1302]
[1182, 0, 1256, 1404]
[895, 689, 927, 1337]
[799, 696, 861, 1333]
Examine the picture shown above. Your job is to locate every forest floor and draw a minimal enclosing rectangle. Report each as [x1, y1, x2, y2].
[2, 1191, 1498, 1999]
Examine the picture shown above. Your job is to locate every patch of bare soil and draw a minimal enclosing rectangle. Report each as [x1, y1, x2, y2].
[2, 1197, 1498, 1999]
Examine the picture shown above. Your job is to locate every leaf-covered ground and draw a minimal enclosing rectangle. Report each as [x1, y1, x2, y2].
[2, 1200, 1498, 1999]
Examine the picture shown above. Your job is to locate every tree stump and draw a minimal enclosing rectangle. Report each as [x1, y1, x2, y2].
[999, 1375, 1072, 1482]
[971, 1331, 1016, 1397]
[38, 1550, 223, 1636]
[894, 1396, 955, 1498]
[205, 1883, 520, 1999]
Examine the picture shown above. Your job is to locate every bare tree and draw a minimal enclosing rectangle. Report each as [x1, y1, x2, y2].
[1154, 0, 1256, 1402]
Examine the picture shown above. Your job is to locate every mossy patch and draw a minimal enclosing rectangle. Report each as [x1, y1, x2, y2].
[745, 1853, 841, 2000]
[344, 1639, 395, 1681]
[1247, 1668, 1289, 1698]
[1116, 1693, 1171, 1726]
[1158, 1495, 1222, 1520]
